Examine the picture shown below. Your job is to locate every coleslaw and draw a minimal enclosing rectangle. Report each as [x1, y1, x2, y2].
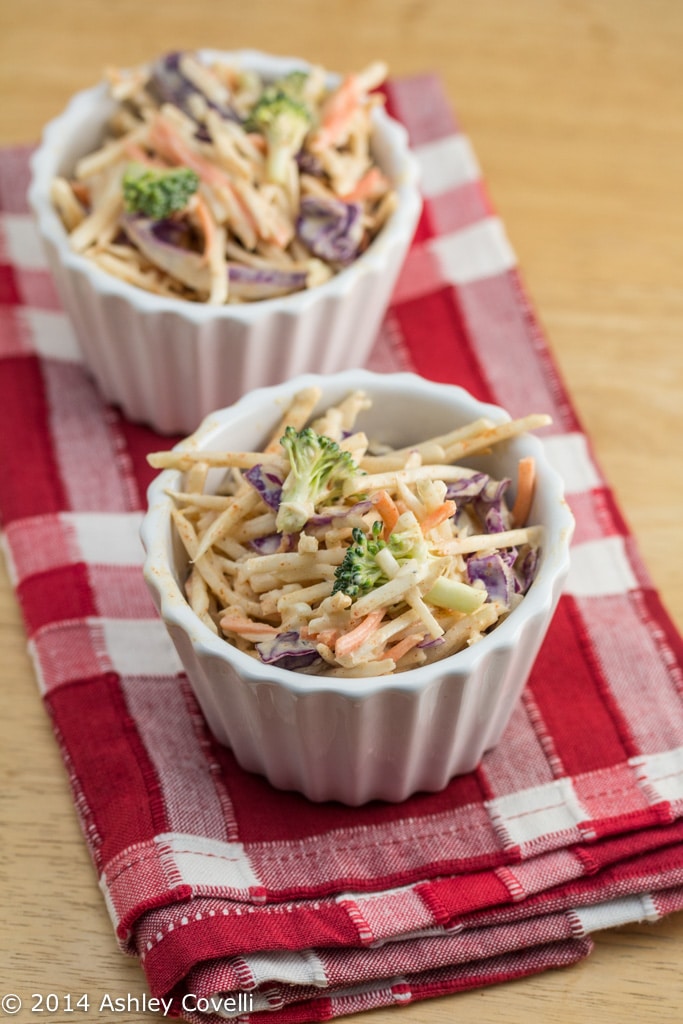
[148, 388, 550, 677]
[50, 51, 398, 304]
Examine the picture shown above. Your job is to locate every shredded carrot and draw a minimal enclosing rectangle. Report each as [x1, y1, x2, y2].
[511, 457, 536, 527]
[245, 132, 268, 153]
[149, 114, 229, 189]
[334, 609, 384, 658]
[219, 615, 278, 636]
[192, 193, 217, 259]
[380, 633, 424, 662]
[302, 627, 339, 647]
[372, 489, 400, 539]
[70, 181, 91, 205]
[420, 500, 456, 535]
[123, 142, 167, 168]
[341, 167, 388, 203]
[314, 74, 361, 148]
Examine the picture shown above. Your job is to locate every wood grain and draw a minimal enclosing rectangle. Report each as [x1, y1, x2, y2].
[1, 2, 682, 1021]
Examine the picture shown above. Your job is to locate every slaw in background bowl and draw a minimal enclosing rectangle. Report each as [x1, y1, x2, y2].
[140, 371, 575, 805]
[27, 50, 422, 436]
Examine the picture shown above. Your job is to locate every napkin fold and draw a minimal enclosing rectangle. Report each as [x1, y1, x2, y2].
[2, 74, 683, 1021]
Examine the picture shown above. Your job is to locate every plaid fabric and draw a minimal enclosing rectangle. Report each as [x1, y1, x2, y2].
[2, 76, 683, 1021]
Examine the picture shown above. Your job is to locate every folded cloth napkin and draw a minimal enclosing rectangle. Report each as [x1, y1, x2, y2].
[2, 74, 683, 1022]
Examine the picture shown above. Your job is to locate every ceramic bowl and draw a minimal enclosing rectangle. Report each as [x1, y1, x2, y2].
[140, 370, 574, 804]
[28, 50, 422, 435]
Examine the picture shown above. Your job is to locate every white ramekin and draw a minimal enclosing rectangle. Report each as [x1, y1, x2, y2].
[140, 371, 574, 805]
[28, 50, 422, 435]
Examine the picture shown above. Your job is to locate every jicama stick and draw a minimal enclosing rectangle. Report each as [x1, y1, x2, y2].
[148, 450, 286, 471]
[442, 415, 551, 462]
[343, 463, 479, 498]
[437, 525, 543, 557]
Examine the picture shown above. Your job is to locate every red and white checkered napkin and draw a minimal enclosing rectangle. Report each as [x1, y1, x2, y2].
[2, 75, 683, 1021]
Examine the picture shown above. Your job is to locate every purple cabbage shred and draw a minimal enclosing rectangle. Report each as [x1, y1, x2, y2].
[307, 499, 374, 527]
[244, 464, 283, 510]
[516, 546, 540, 594]
[467, 552, 516, 607]
[255, 631, 321, 671]
[296, 150, 326, 177]
[446, 473, 512, 534]
[418, 636, 446, 650]
[123, 213, 308, 297]
[248, 534, 282, 555]
[148, 51, 240, 127]
[296, 196, 364, 265]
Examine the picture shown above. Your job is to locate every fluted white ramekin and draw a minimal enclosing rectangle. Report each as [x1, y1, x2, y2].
[28, 50, 422, 435]
[140, 371, 574, 804]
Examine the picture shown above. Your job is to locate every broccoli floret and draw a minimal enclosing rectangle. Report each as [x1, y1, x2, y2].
[249, 88, 312, 184]
[275, 425, 360, 534]
[122, 162, 199, 220]
[333, 513, 425, 599]
[276, 70, 310, 103]
[332, 520, 387, 598]
[333, 510, 486, 613]
[383, 513, 430, 565]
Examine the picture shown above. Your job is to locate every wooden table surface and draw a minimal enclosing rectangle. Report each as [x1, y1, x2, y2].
[1, 2, 682, 1022]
